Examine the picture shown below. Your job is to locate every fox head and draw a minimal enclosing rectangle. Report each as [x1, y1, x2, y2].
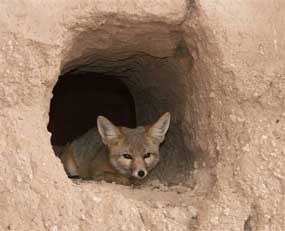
[97, 112, 171, 180]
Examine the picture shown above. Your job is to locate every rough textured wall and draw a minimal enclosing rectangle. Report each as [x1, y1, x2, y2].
[183, 1, 285, 230]
[0, 0, 284, 230]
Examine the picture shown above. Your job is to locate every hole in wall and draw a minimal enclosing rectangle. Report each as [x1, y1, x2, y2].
[47, 49, 195, 186]
[46, 16, 200, 186]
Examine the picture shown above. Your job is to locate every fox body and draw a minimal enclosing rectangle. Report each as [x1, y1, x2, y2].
[60, 112, 171, 185]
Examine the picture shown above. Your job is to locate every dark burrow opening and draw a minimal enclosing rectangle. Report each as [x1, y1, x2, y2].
[48, 71, 137, 146]
[47, 51, 195, 185]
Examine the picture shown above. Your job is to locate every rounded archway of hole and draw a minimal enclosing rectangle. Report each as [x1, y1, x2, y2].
[48, 50, 195, 185]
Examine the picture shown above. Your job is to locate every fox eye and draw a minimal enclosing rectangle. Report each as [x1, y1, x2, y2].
[144, 152, 151, 159]
[123, 154, 132, 159]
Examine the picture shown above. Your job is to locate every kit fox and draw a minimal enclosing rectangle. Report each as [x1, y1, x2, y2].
[60, 112, 171, 185]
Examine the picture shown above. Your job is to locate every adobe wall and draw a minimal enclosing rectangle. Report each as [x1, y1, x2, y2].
[0, 1, 284, 230]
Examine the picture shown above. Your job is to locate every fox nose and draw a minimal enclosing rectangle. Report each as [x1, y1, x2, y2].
[137, 170, 145, 178]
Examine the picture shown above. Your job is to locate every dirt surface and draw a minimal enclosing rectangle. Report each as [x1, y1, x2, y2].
[0, 0, 284, 230]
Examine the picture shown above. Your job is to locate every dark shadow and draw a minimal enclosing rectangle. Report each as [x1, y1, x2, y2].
[47, 71, 136, 146]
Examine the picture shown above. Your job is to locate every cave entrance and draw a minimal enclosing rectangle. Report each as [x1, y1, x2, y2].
[48, 49, 195, 185]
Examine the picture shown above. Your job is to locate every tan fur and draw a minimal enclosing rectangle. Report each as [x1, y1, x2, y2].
[60, 112, 170, 185]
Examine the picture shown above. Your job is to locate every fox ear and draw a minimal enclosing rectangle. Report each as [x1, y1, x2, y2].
[147, 112, 171, 143]
[97, 116, 121, 144]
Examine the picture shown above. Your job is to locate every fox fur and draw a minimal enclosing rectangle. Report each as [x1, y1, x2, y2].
[59, 112, 171, 185]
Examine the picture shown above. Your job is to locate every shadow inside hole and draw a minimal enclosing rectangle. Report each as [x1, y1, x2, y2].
[47, 71, 137, 146]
